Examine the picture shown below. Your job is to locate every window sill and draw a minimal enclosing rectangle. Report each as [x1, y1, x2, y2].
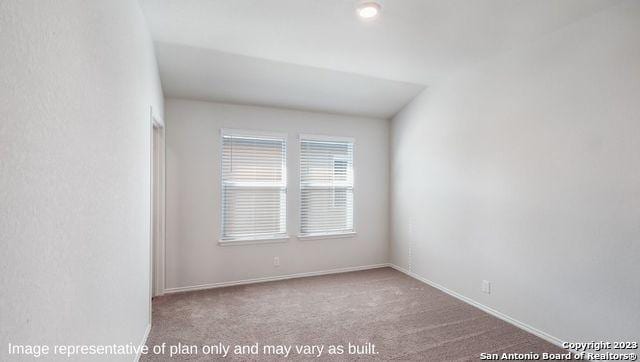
[218, 235, 290, 247]
[297, 232, 357, 241]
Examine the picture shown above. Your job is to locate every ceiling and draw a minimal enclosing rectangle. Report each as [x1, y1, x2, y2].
[155, 42, 424, 119]
[140, 0, 621, 118]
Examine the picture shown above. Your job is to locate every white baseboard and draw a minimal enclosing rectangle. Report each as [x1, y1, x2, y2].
[163, 263, 389, 294]
[135, 323, 151, 362]
[388, 263, 568, 350]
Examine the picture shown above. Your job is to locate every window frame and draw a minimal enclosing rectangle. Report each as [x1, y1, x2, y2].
[218, 128, 289, 245]
[298, 134, 356, 240]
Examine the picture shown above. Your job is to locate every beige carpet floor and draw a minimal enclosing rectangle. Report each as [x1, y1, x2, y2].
[142, 267, 568, 361]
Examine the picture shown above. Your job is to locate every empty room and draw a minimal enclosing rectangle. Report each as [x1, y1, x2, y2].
[1, 0, 639, 361]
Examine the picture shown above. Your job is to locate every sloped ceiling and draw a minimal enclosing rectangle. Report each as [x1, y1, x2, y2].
[140, 0, 621, 119]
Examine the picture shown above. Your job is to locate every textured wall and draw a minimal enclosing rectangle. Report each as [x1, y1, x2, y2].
[164, 99, 389, 290]
[0, 1, 163, 360]
[391, 0, 639, 345]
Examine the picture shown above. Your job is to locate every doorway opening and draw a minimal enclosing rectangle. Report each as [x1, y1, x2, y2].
[150, 108, 165, 301]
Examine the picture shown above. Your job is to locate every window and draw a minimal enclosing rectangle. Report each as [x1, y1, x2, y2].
[299, 135, 354, 237]
[220, 130, 287, 242]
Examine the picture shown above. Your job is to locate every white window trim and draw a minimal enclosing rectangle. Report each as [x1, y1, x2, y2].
[219, 128, 289, 244]
[221, 128, 288, 140]
[298, 134, 356, 239]
[218, 235, 290, 246]
[297, 231, 357, 241]
[299, 133, 355, 143]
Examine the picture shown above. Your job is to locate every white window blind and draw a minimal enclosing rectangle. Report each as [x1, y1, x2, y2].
[221, 130, 287, 242]
[300, 135, 354, 237]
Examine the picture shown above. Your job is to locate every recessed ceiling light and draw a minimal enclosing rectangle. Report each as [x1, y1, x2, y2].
[357, 2, 381, 20]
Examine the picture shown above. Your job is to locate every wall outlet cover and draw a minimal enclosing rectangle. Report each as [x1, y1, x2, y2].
[482, 280, 491, 294]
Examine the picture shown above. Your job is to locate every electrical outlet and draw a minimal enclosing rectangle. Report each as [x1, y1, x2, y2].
[482, 280, 491, 294]
[273, 256, 280, 267]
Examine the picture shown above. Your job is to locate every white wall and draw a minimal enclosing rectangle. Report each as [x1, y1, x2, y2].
[391, 0, 639, 346]
[164, 99, 389, 290]
[0, 1, 163, 360]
